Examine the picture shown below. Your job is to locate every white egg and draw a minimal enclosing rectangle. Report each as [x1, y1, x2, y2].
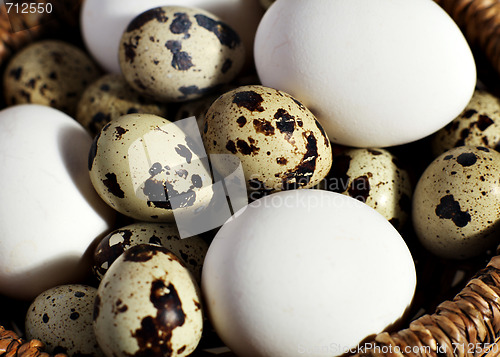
[0, 105, 115, 300]
[81, 0, 263, 74]
[202, 189, 416, 357]
[254, 0, 476, 148]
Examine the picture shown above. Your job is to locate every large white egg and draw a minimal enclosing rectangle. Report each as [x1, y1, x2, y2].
[202, 190, 416, 357]
[255, 0, 476, 148]
[81, 0, 263, 74]
[0, 105, 115, 300]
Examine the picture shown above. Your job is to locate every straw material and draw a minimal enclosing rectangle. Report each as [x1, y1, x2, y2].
[350, 254, 500, 357]
[0, 325, 66, 357]
[435, 0, 500, 77]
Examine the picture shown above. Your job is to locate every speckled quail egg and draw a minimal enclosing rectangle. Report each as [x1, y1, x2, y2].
[26, 284, 104, 356]
[412, 146, 500, 259]
[89, 113, 214, 222]
[94, 244, 203, 357]
[119, 6, 245, 102]
[432, 89, 500, 156]
[94, 222, 208, 283]
[3, 40, 100, 116]
[326, 148, 412, 231]
[76, 74, 168, 136]
[203, 85, 332, 197]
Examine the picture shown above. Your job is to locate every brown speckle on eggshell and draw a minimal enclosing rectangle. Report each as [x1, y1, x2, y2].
[93, 244, 203, 357]
[203, 85, 332, 198]
[412, 146, 500, 259]
[119, 6, 245, 102]
[76, 74, 168, 136]
[3, 40, 101, 117]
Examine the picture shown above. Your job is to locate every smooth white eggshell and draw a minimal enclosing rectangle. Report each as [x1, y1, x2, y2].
[254, 0, 476, 147]
[0, 105, 115, 300]
[202, 189, 416, 357]
[81, 0, 263, 74]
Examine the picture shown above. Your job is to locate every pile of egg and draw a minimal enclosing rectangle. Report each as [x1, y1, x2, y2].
[1, 0, 498, 356]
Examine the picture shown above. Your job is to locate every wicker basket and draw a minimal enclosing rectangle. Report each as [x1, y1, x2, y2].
[1, 0, 500, 356]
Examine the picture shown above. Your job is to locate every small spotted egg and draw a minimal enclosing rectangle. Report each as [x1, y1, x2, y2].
[3, 40, 101, 117]
[119, 6, 245, 102]
[88, 113, 214, 222]
[94, 244, 203, 357]
[76, 74, 168, 136]
[326, 148, 412, 231]
[412, 146, 500, 259]
[203, 85, 332, 196]
[25, 284, 104, 356]
[93, 222, 208, 284]
[431, 89, 500, 156]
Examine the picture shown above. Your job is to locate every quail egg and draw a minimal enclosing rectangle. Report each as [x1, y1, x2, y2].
[25, 284, 104, 356]
[94, 244, 203, 357]
[203, 85, 332, 198]
[119, 6, 245, 102]
[413, 146, 500, 259]
[326, 147, 412, 231]
[3, 40, 100, 116]
[89, 113, 214, 222]
[93, 222, 208, 284]
[76, 74, 168, 136]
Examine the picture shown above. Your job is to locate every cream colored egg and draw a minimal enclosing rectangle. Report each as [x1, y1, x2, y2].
[431, 89, 500, 156]
[77, 74, 168, 136]
[3, 40, 100, 117]
[93, 222, 208, 283]
[89, 113, 214, 222]
[119, 6, 245, 102]
[26, 284, 104, 356]
[412, 146, 500, 259]
[203, 85, 332, 197]
[326, 148, 412, 231]
[94, 244, 203, 357]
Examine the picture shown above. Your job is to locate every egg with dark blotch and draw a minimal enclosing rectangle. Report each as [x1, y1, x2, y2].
[119, 6, 245, 102]
[93, 222, 208, 284]
[88, 113, 214, 222]
[93, 244, 203, 357]
[3, 39, 101, 117]
[203, 85, 332, 198]
[431, 89, 500, 156]
[412, 146, 500, 259]
[76, 74, 168, 136]
[26, 285, 104, 357]
[325, 148, 412, 231]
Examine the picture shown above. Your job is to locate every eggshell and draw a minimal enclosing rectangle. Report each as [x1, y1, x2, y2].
[3, 40, 101, 117]
[81, 0, 263, 74]
[431, 89, 500, 156]
[254, 0, 476, 147]
[119, 6, 245, 102]
[412, 146, 500, 259]
[76, 74, 168, 136]
[94, 244, 203, 357]
[26, 284, 104, 356]
[203, 85, 332, 195]
[0, 105, 115, 300]
[93, 222, 208, 283]
[326, 148, 412, 231]
[89, 113, 214, 222]
[202, 189, 416, 357]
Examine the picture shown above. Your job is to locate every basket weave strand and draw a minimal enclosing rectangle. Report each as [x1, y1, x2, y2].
[0, 325, 67, 357]
[434, 0, 500, 77]
[350, 257, 500, 357]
